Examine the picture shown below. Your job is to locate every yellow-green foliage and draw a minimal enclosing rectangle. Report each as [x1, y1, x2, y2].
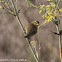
[26, 0, 62, 24]
[39, 2, 62, 23]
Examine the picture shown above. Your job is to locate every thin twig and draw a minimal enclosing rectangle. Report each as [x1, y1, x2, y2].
[38, 22, 45, 62]
[18, 1, 26, 13]
[16, 0, 17, 10]
[56, 0, 61, 61]
[10, 0, 38, 62]
[38, 27, 40, 62]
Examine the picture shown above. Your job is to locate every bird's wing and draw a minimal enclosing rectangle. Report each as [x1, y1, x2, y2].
[26, 24, 37, 36]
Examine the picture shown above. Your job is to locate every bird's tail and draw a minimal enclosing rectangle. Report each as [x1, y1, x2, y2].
[25, 35, 28, 38]
[24, 35, 31, 43]
[24, 35, 30, 39]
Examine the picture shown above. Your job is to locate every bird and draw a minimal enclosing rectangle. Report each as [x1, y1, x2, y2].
[25, 21, 39, 39]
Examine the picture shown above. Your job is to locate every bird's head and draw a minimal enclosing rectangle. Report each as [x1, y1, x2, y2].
[32, 21, 39, 27]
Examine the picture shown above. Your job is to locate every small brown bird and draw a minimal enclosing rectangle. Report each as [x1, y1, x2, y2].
[25, 21, 39, 39]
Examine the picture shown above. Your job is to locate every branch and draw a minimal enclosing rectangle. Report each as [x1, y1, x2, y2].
[56, 0, 61, 61]
[10, 0, 38, 62]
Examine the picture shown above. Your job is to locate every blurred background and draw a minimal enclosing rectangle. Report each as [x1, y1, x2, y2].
[0, 0, 61, 62]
